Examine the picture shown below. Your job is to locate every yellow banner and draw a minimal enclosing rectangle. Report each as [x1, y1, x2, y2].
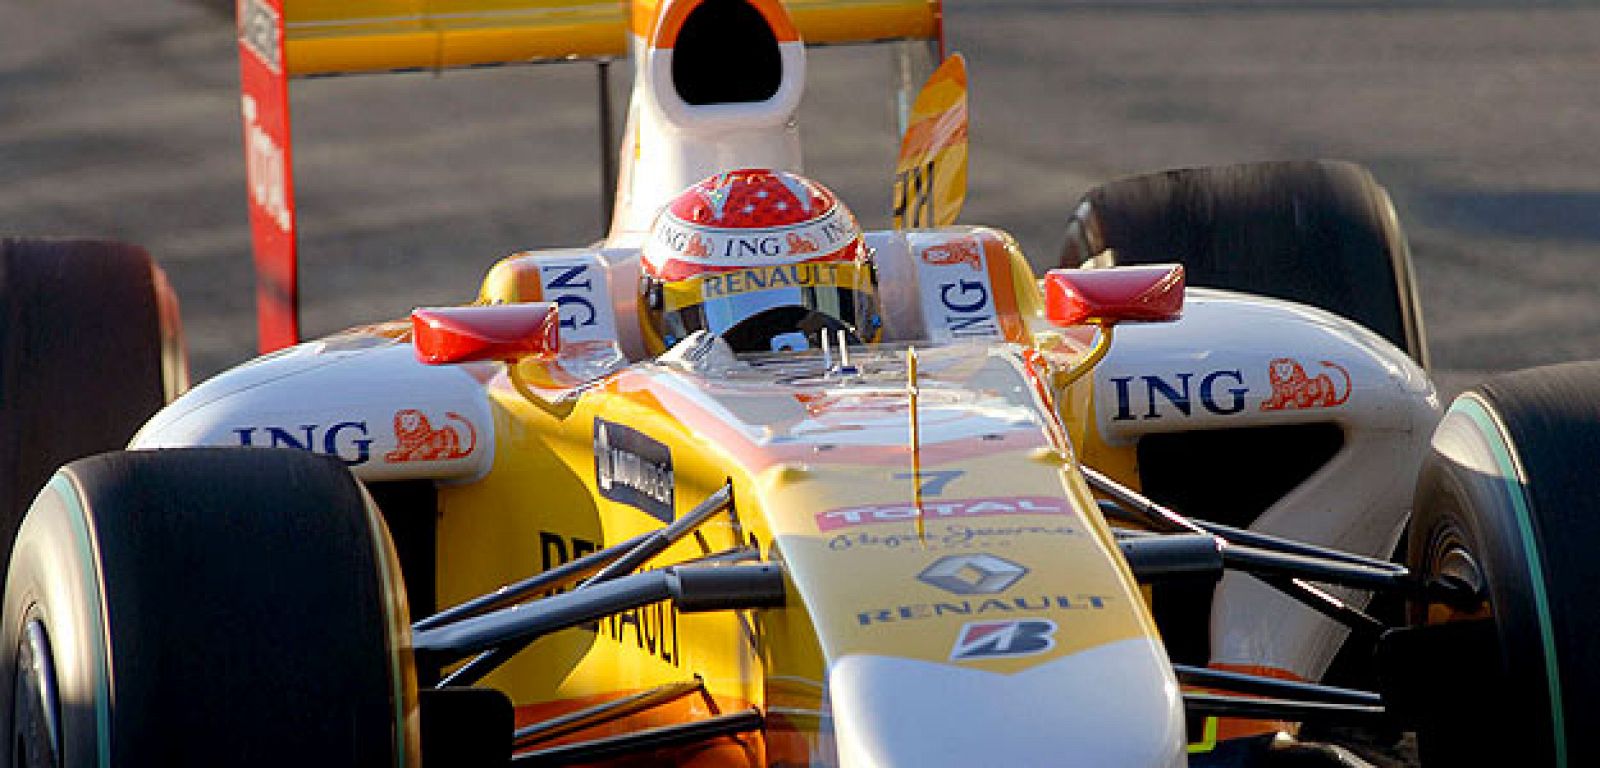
[664, 262, 868, 309]
[893, 53, 968, 229]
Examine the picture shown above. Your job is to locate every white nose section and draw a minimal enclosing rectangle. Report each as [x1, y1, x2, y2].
[828, 638, 1187, 767]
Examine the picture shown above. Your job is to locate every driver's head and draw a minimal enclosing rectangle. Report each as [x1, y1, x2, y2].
[640, 169, 882, 355]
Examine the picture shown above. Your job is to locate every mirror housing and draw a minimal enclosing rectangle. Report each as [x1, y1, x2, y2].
[411, 303, 560, 364]
[1044, 264, 1185, 327]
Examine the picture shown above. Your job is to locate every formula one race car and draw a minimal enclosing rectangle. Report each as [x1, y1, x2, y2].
[4, 0, 1599, 766]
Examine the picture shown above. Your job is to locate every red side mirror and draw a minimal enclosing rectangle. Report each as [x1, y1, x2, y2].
[1044, 264, 1185, 327]
[411, 303, 560, 364]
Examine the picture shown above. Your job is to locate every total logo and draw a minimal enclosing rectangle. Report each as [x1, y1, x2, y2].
[815, 496, 1068, 532]
[950, 619, 1057, 661]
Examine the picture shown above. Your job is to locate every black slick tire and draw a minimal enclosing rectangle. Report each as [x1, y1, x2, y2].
[1402, 361, 1600, 766]
[1061, 159, 1428, 367]
[0, 447, 418, 766]
[0, 238, 185, 582]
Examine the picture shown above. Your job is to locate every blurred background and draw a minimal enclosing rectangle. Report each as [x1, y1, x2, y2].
[2, 0, 1597, 390]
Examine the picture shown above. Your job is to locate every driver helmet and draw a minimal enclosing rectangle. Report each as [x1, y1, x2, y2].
[639, 169, 882, 354]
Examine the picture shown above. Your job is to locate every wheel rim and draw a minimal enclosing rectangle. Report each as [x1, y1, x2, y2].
[12, 617, 62, 768]
[1419, 524, 1490, 625]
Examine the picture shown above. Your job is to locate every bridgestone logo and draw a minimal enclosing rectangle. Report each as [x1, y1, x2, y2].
[595, 419, 675, 523]
[238, 0, 281, 73]
[950, 619, 1058, 661]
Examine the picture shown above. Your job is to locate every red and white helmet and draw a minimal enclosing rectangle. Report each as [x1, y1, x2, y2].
[639, 169, 882, 354]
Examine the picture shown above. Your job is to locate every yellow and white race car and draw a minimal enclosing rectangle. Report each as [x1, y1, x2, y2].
[3, 0, 1598, 766]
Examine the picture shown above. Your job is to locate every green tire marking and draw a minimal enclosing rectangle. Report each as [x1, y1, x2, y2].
[49, 474, 114, 767]
[1457, 395, 1566, 767]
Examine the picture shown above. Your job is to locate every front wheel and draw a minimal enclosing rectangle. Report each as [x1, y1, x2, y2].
[0, 447, 418, 766]
[1399, 361, 1600, 766]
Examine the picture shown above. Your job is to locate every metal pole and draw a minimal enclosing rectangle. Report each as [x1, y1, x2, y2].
[597, 59, 617, 233]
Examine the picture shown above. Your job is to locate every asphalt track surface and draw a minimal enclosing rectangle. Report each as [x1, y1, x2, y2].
[5, 0, 1598, 390]
[6, 0, 1593, 384]
[3, 1, 1597, 763]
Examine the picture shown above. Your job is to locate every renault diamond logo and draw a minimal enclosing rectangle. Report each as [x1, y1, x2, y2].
[917, 553, 1028, 595]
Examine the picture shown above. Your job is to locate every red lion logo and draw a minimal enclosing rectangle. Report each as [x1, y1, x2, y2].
[1260, 358, 1351, 411]
[786, 232, 819, 254]
[385, 409, 477, 462]
[683, 234, 710, 258]
[919, 238, 983, 270]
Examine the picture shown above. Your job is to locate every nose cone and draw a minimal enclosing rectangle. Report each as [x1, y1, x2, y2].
[829, 637, 1186, 767]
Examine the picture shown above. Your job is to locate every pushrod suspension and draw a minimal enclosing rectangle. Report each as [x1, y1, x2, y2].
[434, 483, 736, 687]
[1184, 692, 1386, 726]
[1252, 574, 1388, 637]
[514, 679, 705, 748]
[583, 484, 735, 587]
[1114, 529, 1421, 598]
[1084, 468, 1481, 607]
[1173, 664, 1382, 708]
[415, 563, 784, 665]
[1085, 469, 1405, 574]
[513, 709, 764, 766]
[414, 531, 651, 632]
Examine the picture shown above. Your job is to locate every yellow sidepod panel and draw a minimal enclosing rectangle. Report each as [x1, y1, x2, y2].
[436, 371, 772, 727]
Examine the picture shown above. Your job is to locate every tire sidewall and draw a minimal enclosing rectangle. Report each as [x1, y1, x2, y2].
[1, 472, 114, 766]
[1408, 394, 1564, 763]
[1, 450, 419, 766]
